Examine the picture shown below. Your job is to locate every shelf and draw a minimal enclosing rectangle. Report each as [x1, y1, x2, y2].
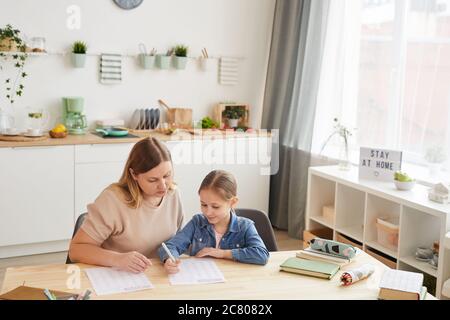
[335, 225, 363, 242]
[0, 51, 47, 56]
[366, 240, 398, 259]
[310, 215, 334, 229]
[442, 279, 450, 298]
[445, 232, 450, 250]
[399, 256, 438, 277]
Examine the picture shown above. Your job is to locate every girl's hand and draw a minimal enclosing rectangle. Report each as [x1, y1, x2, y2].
[164, 258, 181, 274]
[113, 251, 152, 273]
[195, 247, 225, 258]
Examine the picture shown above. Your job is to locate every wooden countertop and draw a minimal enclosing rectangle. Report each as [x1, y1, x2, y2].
[0, 129, 272, 148]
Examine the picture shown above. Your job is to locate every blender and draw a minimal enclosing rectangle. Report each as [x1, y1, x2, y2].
[62, 97, 87, 135]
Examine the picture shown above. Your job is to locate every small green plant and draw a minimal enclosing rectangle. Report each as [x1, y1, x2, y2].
[72, 41, 87, 54]
[174, 45, 188, 57]
[0, 24, 28, 105]
[200, 117, 219, 129]
[222, 108, 245, 120]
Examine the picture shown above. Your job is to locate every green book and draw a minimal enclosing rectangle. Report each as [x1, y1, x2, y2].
[280, 257, 340, 280]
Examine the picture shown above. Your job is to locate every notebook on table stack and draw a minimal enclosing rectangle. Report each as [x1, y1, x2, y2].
[279, 257, 340, 280]
[378, 269, 427, 300]
[296, 247, 353, 267]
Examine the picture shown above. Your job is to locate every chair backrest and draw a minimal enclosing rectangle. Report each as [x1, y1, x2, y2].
[235, 208, 278, 251]
[66, 212, 87, 264]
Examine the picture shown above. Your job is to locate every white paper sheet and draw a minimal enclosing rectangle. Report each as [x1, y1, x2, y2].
[169, 258, 226, 285]
[85, 267, 154, 296]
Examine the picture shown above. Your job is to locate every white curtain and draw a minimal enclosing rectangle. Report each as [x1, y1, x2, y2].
[310, 0, 450, 183]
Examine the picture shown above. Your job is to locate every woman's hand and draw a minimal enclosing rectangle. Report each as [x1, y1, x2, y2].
[113, 251, 152, 273]
[195, 247, 227, 259]
[164, 258, 181, 274]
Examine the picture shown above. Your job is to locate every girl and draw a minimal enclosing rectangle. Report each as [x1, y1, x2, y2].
[158, 170, 269, 273]
[69, 137, 184, 273]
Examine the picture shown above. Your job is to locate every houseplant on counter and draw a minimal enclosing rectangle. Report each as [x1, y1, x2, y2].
[222, 108, 245, 129]
[71, 41, 87, 68]
[173, 45, 188, 70]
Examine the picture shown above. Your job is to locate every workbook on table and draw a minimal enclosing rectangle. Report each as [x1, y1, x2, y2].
[378, 269, 426, 300]
[279, 257, 340, 280]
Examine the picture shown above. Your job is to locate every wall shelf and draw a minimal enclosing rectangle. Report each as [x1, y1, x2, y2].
[306, 165, 450, 299]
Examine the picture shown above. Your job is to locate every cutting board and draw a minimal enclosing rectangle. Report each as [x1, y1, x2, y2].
[0, 134, 48, 142]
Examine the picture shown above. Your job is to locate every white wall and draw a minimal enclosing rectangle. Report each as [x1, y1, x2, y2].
[0, 0, 275, 130]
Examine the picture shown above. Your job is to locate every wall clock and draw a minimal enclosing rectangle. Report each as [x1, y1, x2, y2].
[113, 0, 144, 10]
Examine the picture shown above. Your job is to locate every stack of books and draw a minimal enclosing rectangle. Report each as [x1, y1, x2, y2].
[378, 269, 427, 300]
[296, 246, 353, 267]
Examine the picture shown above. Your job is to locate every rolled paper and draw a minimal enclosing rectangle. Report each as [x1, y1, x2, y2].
[340, 264, 375, 286]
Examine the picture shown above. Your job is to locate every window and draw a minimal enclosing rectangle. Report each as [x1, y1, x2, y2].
[311, 0, 450, 184]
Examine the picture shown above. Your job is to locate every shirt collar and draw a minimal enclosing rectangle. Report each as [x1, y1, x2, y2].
[199, 209, 240, 233]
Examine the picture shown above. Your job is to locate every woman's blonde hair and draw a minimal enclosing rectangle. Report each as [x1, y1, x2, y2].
[113, 137, 174, 208]
[198, 170, 237, 201]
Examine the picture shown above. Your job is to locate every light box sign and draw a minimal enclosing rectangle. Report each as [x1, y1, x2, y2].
[359, 147, 402, 181]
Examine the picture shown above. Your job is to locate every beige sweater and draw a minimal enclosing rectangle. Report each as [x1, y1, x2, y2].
[81, 186, 184, 258]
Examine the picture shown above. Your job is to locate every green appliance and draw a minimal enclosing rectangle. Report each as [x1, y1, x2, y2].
[62, 97, 87, 135]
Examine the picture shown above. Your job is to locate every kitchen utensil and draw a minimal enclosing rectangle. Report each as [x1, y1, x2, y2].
[138, 43, 147, 55]
[95, 128, 129, 137]
[129, 109, 140, 130]
[153, 108, 160, 129]
[145, 109, 151, 129]
[157, 99, 192, 129]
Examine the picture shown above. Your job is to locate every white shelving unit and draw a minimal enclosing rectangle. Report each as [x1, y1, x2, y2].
[306, 165, 450, 299]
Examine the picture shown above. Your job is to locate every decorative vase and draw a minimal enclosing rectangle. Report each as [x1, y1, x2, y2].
[71, 53, 86, 68]
[139, 54, 155, 69]
[173, 56, 188, 70]
[338, 141, 351, 170]
[155, 54, 171, 69]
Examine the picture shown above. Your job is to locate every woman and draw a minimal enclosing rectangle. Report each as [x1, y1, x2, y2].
[69, 137, 184, 273]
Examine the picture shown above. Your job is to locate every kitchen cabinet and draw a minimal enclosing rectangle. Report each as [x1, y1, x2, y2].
[0, 146, 74, 249]
[0, 136, 271, 258]
[74, 144, 134, 218]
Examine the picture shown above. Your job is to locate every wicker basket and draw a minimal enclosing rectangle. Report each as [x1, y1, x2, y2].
[49, 130, 68, 138]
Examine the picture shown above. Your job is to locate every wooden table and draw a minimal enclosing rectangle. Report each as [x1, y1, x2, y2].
[0, 250, 436, 300]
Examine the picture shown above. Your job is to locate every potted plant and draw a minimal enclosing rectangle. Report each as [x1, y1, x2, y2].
[173, 45, 188, 70]
[156, 48, 172, 69]
[0, 24, 28, 108]
[0, 24, 26, 52]
[71, 41, 87, 68]
[222, 108, 245, 128]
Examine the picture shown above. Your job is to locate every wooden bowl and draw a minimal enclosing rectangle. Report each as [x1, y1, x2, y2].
[49, 130, 68, 138]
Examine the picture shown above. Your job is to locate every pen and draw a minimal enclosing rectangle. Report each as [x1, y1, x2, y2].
[161, 242, 176, 263]
[43, 288, 54, 300]
[82, 289, 92, 300]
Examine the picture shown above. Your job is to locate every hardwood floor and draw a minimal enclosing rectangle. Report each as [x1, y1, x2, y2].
[0, 229, 300, 290]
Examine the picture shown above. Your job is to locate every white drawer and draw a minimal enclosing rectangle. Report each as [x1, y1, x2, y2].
[75, 143, 135, 163]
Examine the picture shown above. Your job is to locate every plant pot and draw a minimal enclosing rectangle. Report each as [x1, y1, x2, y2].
[228, 118, 239, 128]
[0, 37, 18, 52]
[198, 57, 213, 71]
[155, 54, 171, 69]
[139, 54, 155, 69]
[71, 53, 86, 68]
[173, 56, 188, 70]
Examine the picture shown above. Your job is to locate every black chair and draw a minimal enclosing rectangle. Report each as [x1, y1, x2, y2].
[66, 212, 87, 264]
[235, 208, 278, 251]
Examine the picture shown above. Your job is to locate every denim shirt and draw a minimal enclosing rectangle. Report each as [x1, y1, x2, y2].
[157, 211, 269, 265]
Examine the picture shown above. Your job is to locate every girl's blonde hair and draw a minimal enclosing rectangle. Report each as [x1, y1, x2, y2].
[198, 170, 237, 201]
[113, 137, 174, 208]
